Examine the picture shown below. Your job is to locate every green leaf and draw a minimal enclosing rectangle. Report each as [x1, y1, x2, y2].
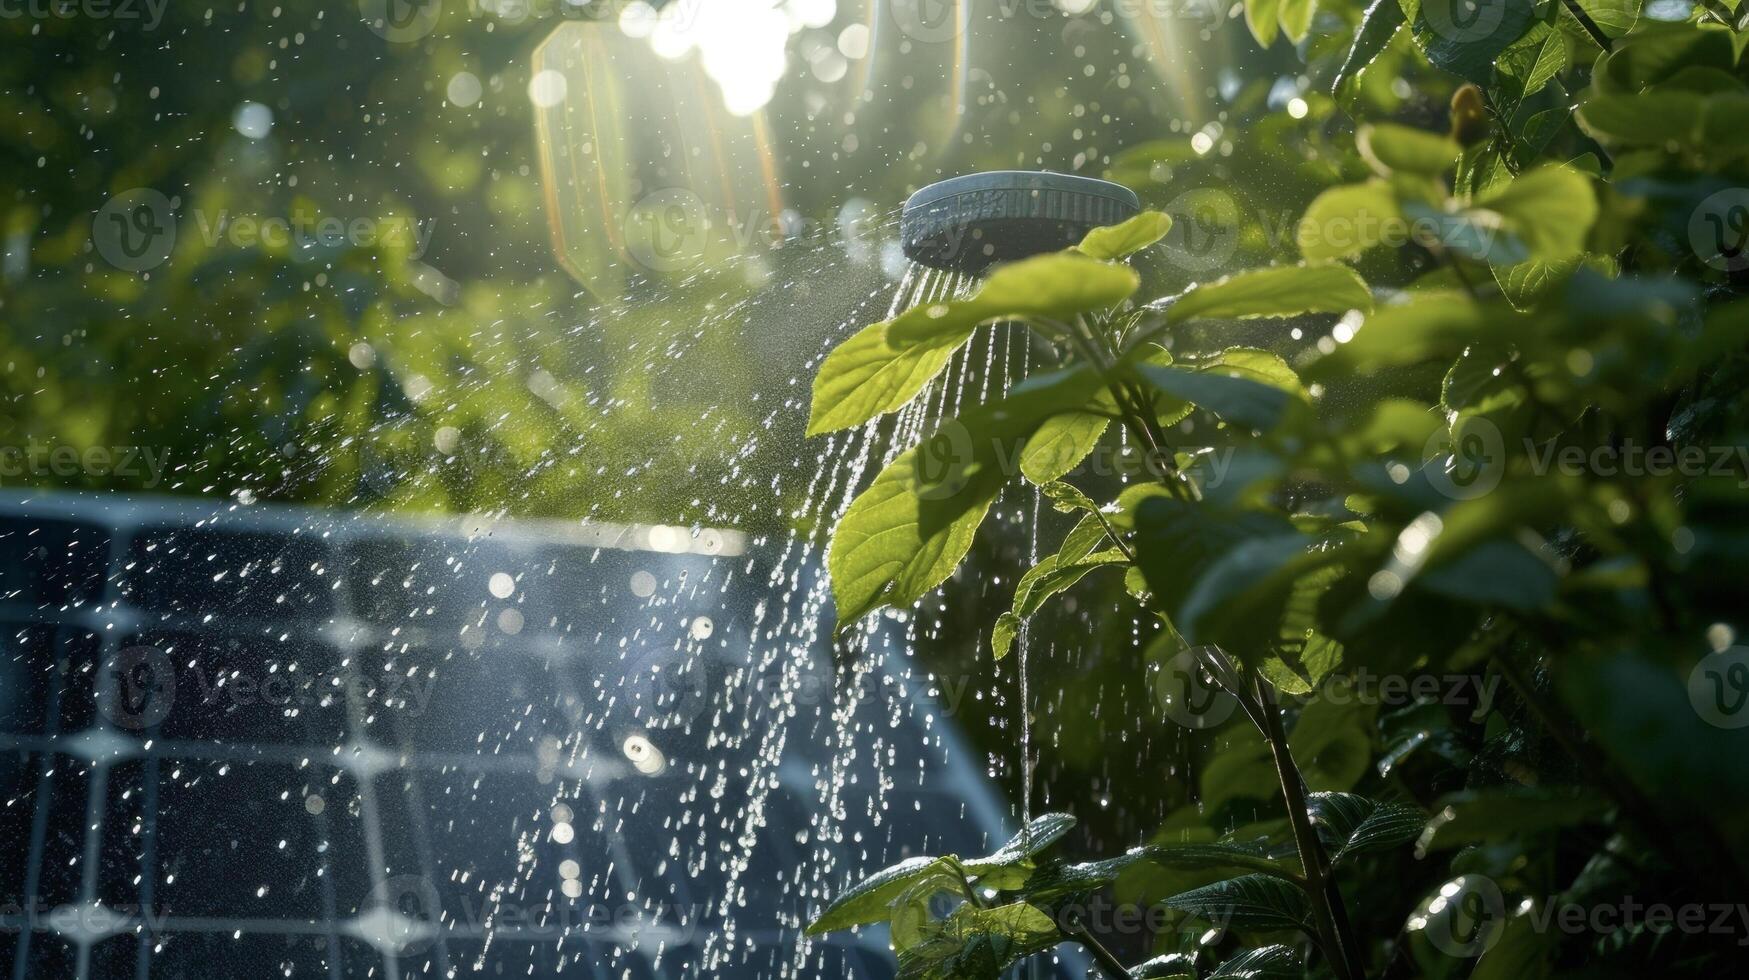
[1040, 480, 1098, 514]
[1478, 165, 1597, 261]
[896, 902, 1061, 980]
[1577, 90, 1707, 146]
[807, 855, 964, 935]
[1077, 210, 1173, 261]
[1307, 792, 1426, 864]
[1021, 411, 1109, 484]
[1558, 0, 1642, 44]
[1278, 0, 1316, 44]
[1497, 23, 1568, 108]
[808, 319, 975, 436]
[1358, 123, 1460, 176]
[1306, 291, 1498, 379]
[1168, 265, 1373, 324]
[1209, 945, 1301, 979]
[1333, 0, 1408, 98]
[1417, 787, 1609, 852]
[1134, 498, 1300, 623]
[966, 812, 1079, 881]
[1298, 182, 1403, 261]
[828, 370, 1105, 632]
[1411, 0, 1539, 85]
[1245, 0, 1282, 48]
[887, 252, 1141, 344]
[1134, 365, 1295, 432]
[1162, 874, 1311, 935]
[828, 443, 1000, 633]
[1132, 953, 1199, 979]
[1490, 254, 1615, 312]
[993, 545, 1127, 659]
[1140, 841, 1303, 882]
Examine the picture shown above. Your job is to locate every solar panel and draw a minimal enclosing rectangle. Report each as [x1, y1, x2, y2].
[0, 491, 1083, 978]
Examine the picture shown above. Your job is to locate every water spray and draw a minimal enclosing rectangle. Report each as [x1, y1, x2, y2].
[900, 171, 1141, 274]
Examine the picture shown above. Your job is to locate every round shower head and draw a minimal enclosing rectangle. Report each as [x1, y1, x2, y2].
[900, 171, 1141, 274]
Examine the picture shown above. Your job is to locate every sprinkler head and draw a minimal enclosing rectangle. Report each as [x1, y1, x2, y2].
[900, 171, 1141, 274]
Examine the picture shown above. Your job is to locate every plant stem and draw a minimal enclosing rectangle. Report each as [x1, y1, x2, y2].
[1252, 675, 1366, 980]
[1061, 922, 1131, 980]
[1560, 0, 1615, 53]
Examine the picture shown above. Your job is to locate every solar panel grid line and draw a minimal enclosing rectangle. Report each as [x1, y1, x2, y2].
[2, 493, 1081, 979]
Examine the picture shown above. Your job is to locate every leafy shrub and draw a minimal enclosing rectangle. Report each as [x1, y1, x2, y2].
[805, 5, 1749, 978]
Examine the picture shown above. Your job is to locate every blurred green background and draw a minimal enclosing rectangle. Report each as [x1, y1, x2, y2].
[0, 0, 1449, 881]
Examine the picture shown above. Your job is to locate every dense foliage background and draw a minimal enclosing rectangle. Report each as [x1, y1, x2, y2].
[800, 2, 1749, 979]
[6, 2, 1749, 977]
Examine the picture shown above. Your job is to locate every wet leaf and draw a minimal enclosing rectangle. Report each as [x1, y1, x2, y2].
[1298, 182, 1403, 261]
[1417, 787, 1609, 852]
[1077, 210, 1173, 261]
[1168, 264, 1373, 324]
[1134, 365, 1295, 432]
[1358, 124, 1460, 177]
[807, 855, 965, 936]
[1209, 944, 1301, 979]
[1162, 874, 1311, 935]
[1333, 0, 1408, 98]
[1307, 792, 1427, 864]
[1244, 0, 1282, 48]
[1411, 0, 1538, 85]
[1021, 411, 1109, 484]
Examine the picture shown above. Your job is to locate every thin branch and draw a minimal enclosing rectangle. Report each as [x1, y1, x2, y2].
[1253, 674, 1367, 980]
[1559, 0, 1615, 53]
[1061, 922, 1132, 980]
